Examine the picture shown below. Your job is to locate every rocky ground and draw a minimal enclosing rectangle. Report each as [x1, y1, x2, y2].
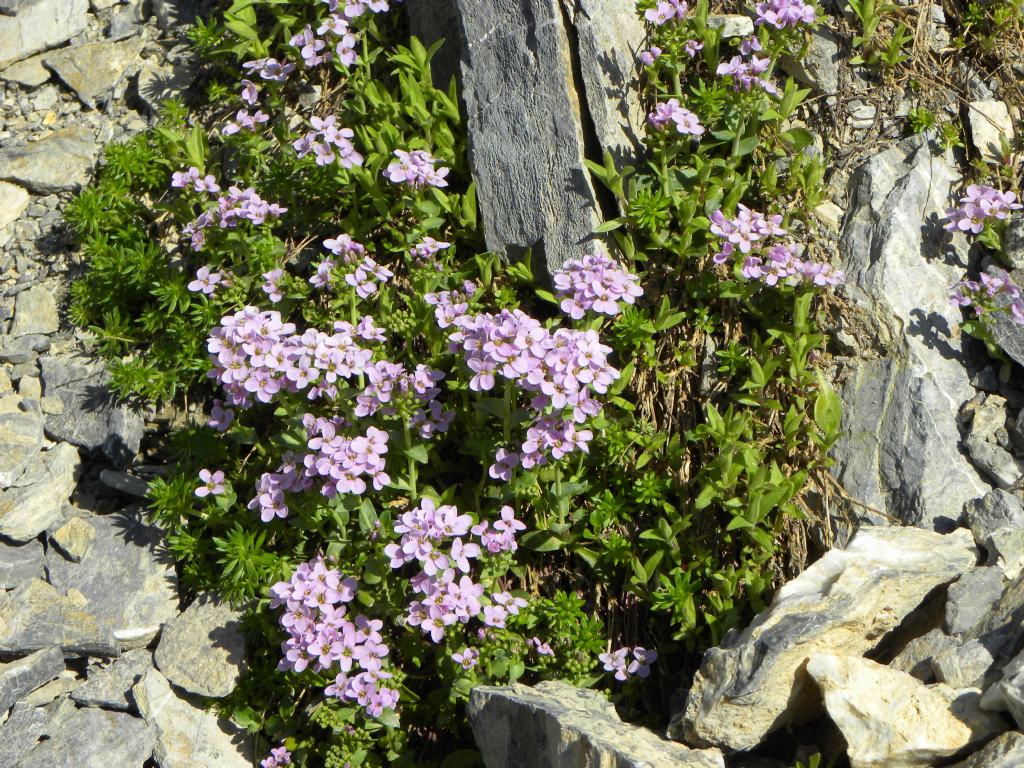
[0, 1, 253, 766]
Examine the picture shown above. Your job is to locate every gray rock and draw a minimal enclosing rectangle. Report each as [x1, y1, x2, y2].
[669, 526, 978, 751]
[136, 58, 196, 114]
[0, 701, 49, 767]
[0, 537, 43, 589]
[23, 669, 81, 706]
[0, 646, 63, 712]
[406, 0, 460, 87]
[966, 99, 1014, 164]
[707, 14, 754, 38]
[0, 0, 89, 68]
[780, 27, 841, 95]
[72, 648, 152, 710]
[151, 0, 199, 31]
[39, 356, 143, 466]
[44, 38, 145, 109]
[133, 667, 253, 768]
[946, 567, 1004, 635]
[469, 681, 725, 768]
[950, 731, 1024, 768]
[0, 578, 118, 657]
[0, 442, 79, 542]
[964, 573, 1024, 691]
[990, 305, 1024, 368]
[99, 469, 150, 498]
[0, 126, 98, 194]
[964, 489, 1024, 554]
[891, 627, 954, 682]
[987, 526, 1024, 579]
[0, 402, 44, 488]
[46, 511, 178, 649]
[50, 516, 96, 563]
[966, 438, 1024, 488]
[833, 136, 987, 530]
[155, 595, 243, 698]
[10, 286, 57, 337]
[932, 639, 994, 689]
[0, 180, 28, 231]
[1005, 217, 1024, 271]
[453, 0, 640, 272]
[15, 704, 154, 768]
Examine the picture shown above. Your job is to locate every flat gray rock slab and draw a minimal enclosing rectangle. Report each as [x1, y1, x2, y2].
[469, 681, 725, 768]
[0, 51, 49, 86]
[0, 401, 44, 488]
[40, 356, 143, 466]
[15, 704, 154, 768]
[46, 511, 179, 649]
[0, 0, 89, 68]
[44, 38, 145, 109]
[154, 595, 244, 698]
[72, 648, 152, 710]
[0, 645, 63, 712]
[10, 285, 57, 337]
[0, 441, 79, 542]
[0, 537, 44, 588]
[133, 668, 253, 768]
[0, 179, 28, 230]
[0, 126, 98, 194]
[0, 578, 118, 657]
[0, 701, 49, 767]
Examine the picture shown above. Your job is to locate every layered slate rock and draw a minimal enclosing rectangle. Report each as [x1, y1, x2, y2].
[46, 512, 179, 649]
[15, 704, 155, 768]
[469, 681, 725, 768]
[0, 126, 98, 194]
[72, 648, 153, 710]
[0, 441, 79, 541]
[133, 667, 254, 768]
[0, 578, 118, 657]
[451, 0, 642, 272]
[0, 537, 44, 588]
[10, 285, 58, 337]
[40, 355, 144, 466]
[154, 594, 244, 698]
[0, 0, 89, 68]
[43, 38, 145, 109]
[0, 701, 50, 766]
[952, 732, 1024, 768]
[0, 399, 45, 488]
[669, 526, 978, 751]
[833, 136, 987, 530]
[0, 645, 63, 712]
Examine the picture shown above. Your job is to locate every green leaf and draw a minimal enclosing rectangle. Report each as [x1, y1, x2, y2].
[404, 444, 430, 464]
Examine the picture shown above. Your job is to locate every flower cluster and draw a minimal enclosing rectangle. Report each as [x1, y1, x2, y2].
[755, 0, 816, 28]
[355, 362, 453, 438]
[385, 498, 526, 643]
[710, 207, 844, 287]
[644, 0, 688, 24]
[410, 236, 451, 267]
[242, 57, 296, 82]
[223, 107, 270, 136]
[716, 37, 777, 95]
[305, 420, 391, 496]
[172, 166, 220, 193]
[638, 46, 662, 66]
[553, 252, 644, 319]
[270, 556, 399, 717]
[647, 98, 705, 136]
[943, 184, 1022, 234]
[346, 255, 394, 298]
[293, 115, 364, 169]
[599, 646, 657, 681]
[386, 149, 450, 189]
[322, 0, 392, 17]
[181, 186, 287, 251]
[260, 746, 292, 768]
[951, 268, 1024, 326]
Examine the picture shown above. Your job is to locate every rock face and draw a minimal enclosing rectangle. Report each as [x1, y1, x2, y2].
[833, 136, 987, 530]
[807, 654, 996, 768]
[40, 355, 144, 466]
[0, 0, 89, 68]
[154, 595, 244, 698]
[451, 0, 642, 272]
[0, 126, 98, 194]
[0, 537, 44, 588]
[44, 38, 145, 108]
[0, 645, 63, 712]
[15, 704, 155, 768]
[0, 578, 118, 657]
[469, 681, 725, 768]
[0, 441, 79, 541]
[133, 667, 253, 768]
[45, 511, 179, 649]
[669, 526, 978, 751]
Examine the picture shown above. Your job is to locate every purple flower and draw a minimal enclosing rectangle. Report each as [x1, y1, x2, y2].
[261, 746, 292, 768]
[531, 636, 555, 656]
[553, 253, 643, 318]
[645, 0, 688, 24]
[684, 40, 704, 58]
[600, 646, 657, 681]
[647, 98, 705, 136]
[638, 46, 662, 66]
[944, 184, 1022, 233]
[452, 647, 480, 669]
[187, 266, 224, 296]
[242, 57, 295, 82]
[195, 468, 226, 497]
[240, 79, 258, 105]
[755, 0, 816, 27]
[262, 268, 285, 303]
[386, 149, 450, 189]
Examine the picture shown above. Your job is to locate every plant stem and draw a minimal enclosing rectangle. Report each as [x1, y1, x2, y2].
[403, 423, 418, 497]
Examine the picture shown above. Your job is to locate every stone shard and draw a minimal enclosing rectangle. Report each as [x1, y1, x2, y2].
[0, 441, 79, 542]
[452, 0, 640, 272]
[50, 515, 97, 563]
[966, 99, 1014, 164]
[133, 667, 254, 768]
[0, 0, 89, 68]
[0, 126, 98, 195]
[808, 654, 1003, 768]
[0, 646, 63, 712]
[44, 38, 145, 109]
[469, 681, 725, 768]
[832, 136, 987, 530]
[945, 567, 1004, 636]
[136, 58, 197, 114]
[668, 526, 978, 752]
[154, 594, 244, 698]
[990, 306, 1024, 368]
[45, 511, 179, 649]
[39, 355, 144, 466]
[0, 179, 29, 231]
[72, 648, 153, 710]
[0, 537, 44, 589]
[891, 627, 953, 682]
[780, 27, 841, 95]
[10, 285, 58, 337]
[0, 701, 49, 766]
[0, 578, 118, 657]
[0, 51, 49, 86]
[0, 401, 45, 489]
[932, 639, 994, 689]
[15, 704, 155, 768]
[951, 731, 1024, 768]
